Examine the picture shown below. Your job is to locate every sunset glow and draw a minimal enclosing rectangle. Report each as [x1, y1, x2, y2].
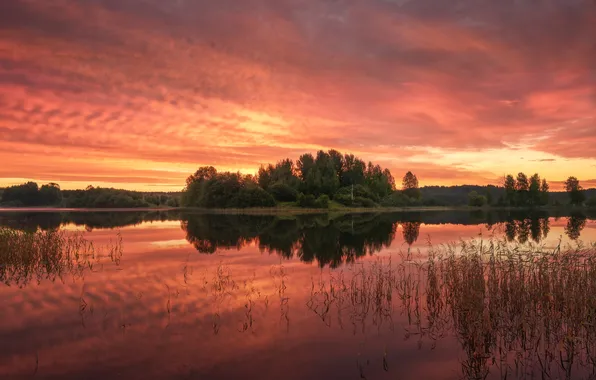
[1, 0, 595, 190]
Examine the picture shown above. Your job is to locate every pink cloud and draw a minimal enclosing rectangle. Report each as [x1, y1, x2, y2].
[0, 0, 594, 189]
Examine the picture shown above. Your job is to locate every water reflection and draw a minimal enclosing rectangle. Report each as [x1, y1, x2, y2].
[180, 212, 592, 266]
[1, 212, 596, 380]
[566, 213, 588, 241]
[503, 217, 551, 243]
[182, 213, 399, 267]
[0, 210, 179, 232]
[304, 241, 596, 379]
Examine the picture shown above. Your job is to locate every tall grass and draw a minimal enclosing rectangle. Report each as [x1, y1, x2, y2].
[304, 239, 596, 379]
[0, 227, 122, 286]
[422, 239, 596, 379]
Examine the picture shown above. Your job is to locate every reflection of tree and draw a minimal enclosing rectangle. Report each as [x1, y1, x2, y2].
[504, 217, 550, 243]
[505, 221, 517, 242]
[0, 211, 179, 232]
[181, 214, 396, 267]
[540, 218, 550, 239]
[530, 217, 542, 242]
[401, 222, 421, 245]
[181, 214, 275, 253]
[516, 219, 530, 244]
[565, 214, 587, 241]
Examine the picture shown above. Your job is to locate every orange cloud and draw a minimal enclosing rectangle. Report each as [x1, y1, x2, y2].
[0, 0, 595, 190]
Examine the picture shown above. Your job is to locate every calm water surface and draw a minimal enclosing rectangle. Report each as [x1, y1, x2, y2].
[1, 210, 596, 379]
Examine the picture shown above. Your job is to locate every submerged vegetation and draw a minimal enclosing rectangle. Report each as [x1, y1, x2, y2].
[303, 240, 596, 379]
[0, 227, 123, 286]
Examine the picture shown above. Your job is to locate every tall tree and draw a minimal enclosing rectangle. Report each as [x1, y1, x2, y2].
[342, 154, 366, 187]
[257, 164, 274, 190]
[186, 166, 217, 187]
[315, 150, 340, 196]
[365, 163, 394, 198]
[328, 149, 345, 183]
[540, 179, 550, 206]
[528, 174, 541, 207]
[296, 153, 319, 194]
[564, 176, 586, 205]
[504, 175, 516, 206]
[39, 183, 62, 205]
[402, 172, 421, 200]
[515, 172, 529, 206]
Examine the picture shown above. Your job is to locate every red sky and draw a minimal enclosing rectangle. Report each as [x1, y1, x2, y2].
[0, 0, 595, 191]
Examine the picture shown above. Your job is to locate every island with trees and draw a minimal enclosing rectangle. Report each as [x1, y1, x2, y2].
[1, 149, 595, 211]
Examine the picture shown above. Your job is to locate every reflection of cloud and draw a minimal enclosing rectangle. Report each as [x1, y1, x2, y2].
[1, 0, 595, 189]
[150, 239, 189, 248]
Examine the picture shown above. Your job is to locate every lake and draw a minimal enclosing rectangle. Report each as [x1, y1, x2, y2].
[1, 210, 596, 380]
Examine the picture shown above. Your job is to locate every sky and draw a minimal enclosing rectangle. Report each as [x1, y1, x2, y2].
[0, 0, 595, 191]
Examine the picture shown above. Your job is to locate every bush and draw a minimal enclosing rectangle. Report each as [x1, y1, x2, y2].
[380, 192, 411, 207]
[333, 194, 353, 206]
[297, 193, 317, 208]
[268, 182, 298, 202]
[335, 195, 378, 207]
[468, 191, 488, 207]
[314, 195, 329, 209]
[334, 185, 381, 207]
[354, 196, 378, 208]
[334, 185, 378, 203]
[166, 198, 180, 207]
[422, 198, 445, 207]
[587, 196, 596, 209]
[229, 186, 276, 208]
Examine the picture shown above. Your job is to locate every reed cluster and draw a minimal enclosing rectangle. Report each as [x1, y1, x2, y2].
[0, 227, 122, 286]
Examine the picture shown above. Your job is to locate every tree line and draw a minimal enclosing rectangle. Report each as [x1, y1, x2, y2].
[499, 173, 590, 208]
[0, 182, 180, 208]
[464, 174, 594, 208]
[2, 158, 595, 210]
[501, 173, 550, 207]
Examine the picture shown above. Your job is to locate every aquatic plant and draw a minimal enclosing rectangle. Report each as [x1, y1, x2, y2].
[0, 227, 123, 286]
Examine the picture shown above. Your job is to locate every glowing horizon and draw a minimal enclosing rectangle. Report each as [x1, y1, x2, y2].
[1, 0, 595, 192]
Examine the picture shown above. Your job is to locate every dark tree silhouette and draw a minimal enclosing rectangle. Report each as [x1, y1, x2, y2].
[402, 172, 421, 200]
[564, 177, 586, 206]
[503, 175, 516, 206]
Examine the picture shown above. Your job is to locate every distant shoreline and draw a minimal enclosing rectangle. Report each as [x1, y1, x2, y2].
[0, 205, 592, 215]
[0, 207, 177, 213]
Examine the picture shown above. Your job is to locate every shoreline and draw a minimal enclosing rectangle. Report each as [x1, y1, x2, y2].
[0, 205, 592, 215]
[0, 207, 177, 213]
